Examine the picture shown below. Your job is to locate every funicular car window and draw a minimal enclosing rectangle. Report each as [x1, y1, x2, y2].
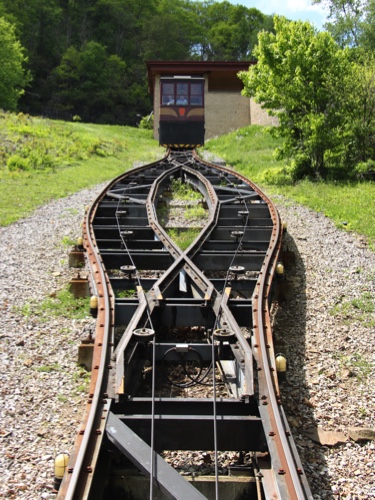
[176, 83, 188, 105]
[190, 83, 203, 106]
[176, 83, 188, 95]
[161, 80, 203, 106]
[161, 83, 175, 105]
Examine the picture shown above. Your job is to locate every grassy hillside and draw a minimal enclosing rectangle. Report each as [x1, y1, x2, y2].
[203, 126, 375, 249]
[1, 113, 374, 249]
[0, 111, 163, 225]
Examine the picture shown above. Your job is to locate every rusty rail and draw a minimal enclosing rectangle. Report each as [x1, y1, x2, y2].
[57, 150, 312, 499]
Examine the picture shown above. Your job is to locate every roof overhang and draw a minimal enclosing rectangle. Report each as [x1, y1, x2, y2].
[146, 61, 255, 94]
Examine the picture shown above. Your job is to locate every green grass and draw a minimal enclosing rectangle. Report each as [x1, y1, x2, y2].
[169, 178, 202, 200]
[0, 111, 163, 225]
[334, 352, 373, 382]
[17, 286, 90, 321]
[203, 125, 286, 181]
[2, 112, 374, 249]
[184, 205, 207, 220]
[330, 290, 375, 327]
[36, 363, 61, 373]
[166, 228, 201, 250]
[72, 368, 91, 394]
[351, 291, 375, 313]
[202, 125, 375, 248]
[61, 235, 77, 247]
[57, 394, 69, 403]
[273, 181, 375, 245]
[158, 178, 206, 249]
[114, 289, 136, 298]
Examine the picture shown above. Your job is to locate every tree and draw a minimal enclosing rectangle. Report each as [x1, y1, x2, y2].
[191, 1, 272, 61]
[206, 4, 266, 60]
[141, 0, 201, 60]
[362, 1, 375, 50]
[0, 17, 31, 110]
[313, 0, 364, 46]
[92, 0, 157, 60]
[312, 0, 375, 50]
[0, 0, 278, 124]
[50, 41, 129, 123]
[342, 54, 375, 170]
[239, 16, 353, 180]
[0, 0, 63, 113]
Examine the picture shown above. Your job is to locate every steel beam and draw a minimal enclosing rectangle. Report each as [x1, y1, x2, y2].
[106, 412, 207, 500]
[114, 397, 258, 416]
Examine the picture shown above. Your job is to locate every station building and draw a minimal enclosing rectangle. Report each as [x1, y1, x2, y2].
[146, 61, 277, 142]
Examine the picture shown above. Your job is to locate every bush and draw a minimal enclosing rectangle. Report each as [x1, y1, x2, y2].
[138, 113, 154, 130]
[7, 154, 31, 171]
[239, 17, 355, 181]
[261, 165, 295, 185]
[354, 159, 375, 179]
[7, 151, 57, 172]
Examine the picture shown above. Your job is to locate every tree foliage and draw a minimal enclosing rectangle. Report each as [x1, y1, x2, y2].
[2, 0, 375, 183]
[194, 1, 270, 60]
[0, 16, 31, 110]
[142, 0, 201, 61]
[50, 42, 130, 123]
[239, 16, 359, 180]
[313, 0, 375, 50]
[343, 54, 375, 172]
[0, 0, 273, 123]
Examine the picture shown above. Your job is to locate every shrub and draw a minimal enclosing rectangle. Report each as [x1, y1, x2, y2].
[354, 159, 375, 179]
[261, 165, 295, 185]
[7, 154, 30, 171]
[138, 113, 154, 130]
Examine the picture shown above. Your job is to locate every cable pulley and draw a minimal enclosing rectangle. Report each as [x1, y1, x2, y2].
[133, 328, 155, 341]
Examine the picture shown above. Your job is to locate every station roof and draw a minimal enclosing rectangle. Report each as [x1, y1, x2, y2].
[146, 61, 254, 93]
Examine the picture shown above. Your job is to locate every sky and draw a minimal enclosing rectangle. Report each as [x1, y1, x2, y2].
[226, 0, 329, 30]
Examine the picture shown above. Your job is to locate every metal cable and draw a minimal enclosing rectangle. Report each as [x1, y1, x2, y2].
[114, 184, 154, 329]
[161, 348, 203, 388]
[213, 175, 251, 331]
[114, 181, 158, 499]
[207, 171, 252, 499]
[149, 335, 156, 500]
[211, 331, 219, 500]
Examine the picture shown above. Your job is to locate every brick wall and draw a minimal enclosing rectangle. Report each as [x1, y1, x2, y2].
[152, 74, 277, 141]
[205, 91, 250, 138]
[153, 75, 160, 139]
[250, 100, 279, 127]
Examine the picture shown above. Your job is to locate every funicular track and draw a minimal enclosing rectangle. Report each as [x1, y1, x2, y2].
[57, 150, 312, 499]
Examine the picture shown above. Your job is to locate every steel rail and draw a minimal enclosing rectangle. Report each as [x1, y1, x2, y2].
[191, 151, 312, 498]
[57, 192, 113, 499]
[57, 156, 170, 499]
[253, 196, 309, 498]
[56, 150, 312, 499]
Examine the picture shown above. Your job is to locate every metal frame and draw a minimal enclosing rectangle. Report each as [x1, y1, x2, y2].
[57, 151, 312, 500]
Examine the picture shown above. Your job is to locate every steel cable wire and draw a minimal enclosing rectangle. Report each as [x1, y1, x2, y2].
[114, 185, 157, 499]
[149, 335, 156, 500]
[211, 333, 219, 500]
[208, 172, 251, 499]
[115, 165, 250, 499]
[114, 187, 154, 329]
[213, 175, 251, 330]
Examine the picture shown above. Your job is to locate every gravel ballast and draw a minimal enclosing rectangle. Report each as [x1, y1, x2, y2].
[0, 182, 374, 499]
